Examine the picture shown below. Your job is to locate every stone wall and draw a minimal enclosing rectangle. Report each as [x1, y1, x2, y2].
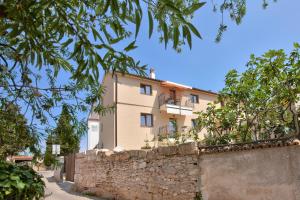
[74, 143, 300, 200]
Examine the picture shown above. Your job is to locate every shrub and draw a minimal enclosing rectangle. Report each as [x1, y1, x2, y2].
[0, 161, 45, 200]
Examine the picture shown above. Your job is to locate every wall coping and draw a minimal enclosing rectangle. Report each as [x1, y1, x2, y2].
[77, 138, 300, 160]
[198, 138, 300, 154]
[76, 142, 199, 161]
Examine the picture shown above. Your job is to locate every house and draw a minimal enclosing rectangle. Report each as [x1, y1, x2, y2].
[87, 69, 218, 150]
[7, 155, 33, 166]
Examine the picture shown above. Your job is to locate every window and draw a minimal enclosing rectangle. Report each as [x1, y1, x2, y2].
[190, 94, 199, 103]
[91, 125, 98, 132]
[140, 84, 152, 95]
[191, 119, 197, 128]
[140, 113, 153, 127]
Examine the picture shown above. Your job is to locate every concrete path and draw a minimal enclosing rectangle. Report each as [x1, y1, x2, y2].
[40, 171, 105, 200]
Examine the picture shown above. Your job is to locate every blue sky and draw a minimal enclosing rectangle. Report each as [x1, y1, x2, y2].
[80, 0, 300, 150]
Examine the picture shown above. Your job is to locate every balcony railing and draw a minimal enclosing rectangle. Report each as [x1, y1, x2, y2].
[158, 93, 194, 108]
[158, 94, 194, 116]
[158, 125, 192, 140]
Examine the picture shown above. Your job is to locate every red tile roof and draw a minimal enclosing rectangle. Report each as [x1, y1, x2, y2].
[12, 156, 33, 161]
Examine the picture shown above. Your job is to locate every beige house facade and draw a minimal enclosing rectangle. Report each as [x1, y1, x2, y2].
[88, 70, 218, 150]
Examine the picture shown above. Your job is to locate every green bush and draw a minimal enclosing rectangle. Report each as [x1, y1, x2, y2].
[0, 161, 45, 200]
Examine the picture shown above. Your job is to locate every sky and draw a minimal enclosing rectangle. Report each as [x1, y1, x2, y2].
[80, 0, 300, 151]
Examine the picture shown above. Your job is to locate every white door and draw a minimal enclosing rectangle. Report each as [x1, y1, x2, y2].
[87, 121, 100, 150]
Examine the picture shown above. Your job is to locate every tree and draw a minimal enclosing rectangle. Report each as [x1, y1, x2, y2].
[44, 104, 81, 166]
[43, 134, 56, 167]
[0, 0, 277, 146]
[195, 43, 300, 145]
[53, 105, 80, 155]
[0, 100, 39, 159]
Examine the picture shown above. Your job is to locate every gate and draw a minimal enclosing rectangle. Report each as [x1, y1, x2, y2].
[65, 153, 75, 182]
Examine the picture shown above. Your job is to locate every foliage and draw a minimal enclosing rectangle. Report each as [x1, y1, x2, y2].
[141, 139, 152, 149]
[212, 0, 277, 42]
[53, 105, 81, 155]
[195, 43, 300, 145]
[0, 161, 45, 200]
[156, 125, 198, 146]
[0, 100, 39, 159]
[44, 104, 81, 167]
[43, 134, 56, 167]
[194, 191, 203, 200]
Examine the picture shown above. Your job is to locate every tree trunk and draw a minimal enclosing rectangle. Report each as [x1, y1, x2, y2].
[0, 5, 7, 18]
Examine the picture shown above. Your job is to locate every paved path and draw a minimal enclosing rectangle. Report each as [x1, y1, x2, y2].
[40, 171, 104, 200]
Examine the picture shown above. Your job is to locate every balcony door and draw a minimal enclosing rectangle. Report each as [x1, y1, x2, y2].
[168, 118, 177, 137]
[169, 89, 176, 105]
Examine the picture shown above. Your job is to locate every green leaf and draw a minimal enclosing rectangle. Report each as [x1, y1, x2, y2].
[30, 51, 35, 65]
[16, 181, 26, 190]
[135, 10, 141, 38]
[183, 25, 192, 49]
[111, 0, 119, 15]
[187, 22, 202, 39]
[184, 2, 206, 15]
[148, 10, 153, 38]
[91, 27, 100, 41]
[110, 36, 124, 44]
[162, 22, 168, 48]
[10, 175, 20, 181]
[164, 1, 181, 14]
[173, 27, 179, 49]
[62, 38, 73, 48]
[134, 0, 142, 11]
[0, 174, 8, 180]
[5, 190, 11, 195]
[124, 41, 137, 52]
[121, 2, 127, 20]
[102, 0, 110, 15]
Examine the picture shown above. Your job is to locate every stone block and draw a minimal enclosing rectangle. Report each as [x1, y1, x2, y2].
[117, 152, 130, 161]
[157, 145, 178, 156]
[138, 150, 147, 159]
[127, 150, 140, 159]
[146, 150, 156, 160]
[178, 142, 198, 155]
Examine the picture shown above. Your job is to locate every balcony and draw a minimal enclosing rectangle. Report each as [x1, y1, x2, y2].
[158, 94, 194, 116]
[157, 125, 195, 146]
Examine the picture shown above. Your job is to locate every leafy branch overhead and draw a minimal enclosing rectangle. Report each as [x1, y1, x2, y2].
[0, 0, 205, 139]
[212, 0, 277, 42]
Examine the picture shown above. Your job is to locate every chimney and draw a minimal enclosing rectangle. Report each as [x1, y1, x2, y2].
[150, 68, 156, 79]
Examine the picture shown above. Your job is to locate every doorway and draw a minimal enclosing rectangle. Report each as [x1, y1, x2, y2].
[168, 118, 177, 137]
[169, 89, 176, 105]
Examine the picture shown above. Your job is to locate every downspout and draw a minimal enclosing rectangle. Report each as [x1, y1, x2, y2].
[114, 74, 118, 147]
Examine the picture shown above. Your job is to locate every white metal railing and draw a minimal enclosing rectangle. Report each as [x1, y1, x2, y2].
[158, 93, 194, 108]
[158, 125, 191, 139]
[156, 125, 196, 146]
